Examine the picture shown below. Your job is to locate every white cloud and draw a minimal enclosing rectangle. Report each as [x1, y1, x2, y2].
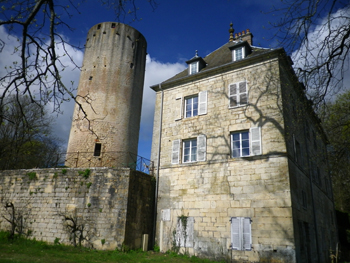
[291, 6, 350, 99]
[138, 55, 186, 158]
[0, 27, 185, 158]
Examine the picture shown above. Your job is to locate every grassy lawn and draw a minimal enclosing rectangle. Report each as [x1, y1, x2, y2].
[0, 233, 223, 263]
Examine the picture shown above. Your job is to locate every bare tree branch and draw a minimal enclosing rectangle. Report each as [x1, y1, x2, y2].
[267, 0, 350, 107]
[0, 0, 157, 125]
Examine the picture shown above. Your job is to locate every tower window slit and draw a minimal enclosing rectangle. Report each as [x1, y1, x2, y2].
[94, 143, 101, 156]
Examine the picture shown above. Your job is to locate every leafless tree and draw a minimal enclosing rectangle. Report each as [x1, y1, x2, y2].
[0, 0, 157, 123]
[0, 95, 62, 169]
[268, 0, 350, 107]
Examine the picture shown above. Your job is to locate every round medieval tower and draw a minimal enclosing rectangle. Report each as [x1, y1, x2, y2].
[66, 22, 147, 168]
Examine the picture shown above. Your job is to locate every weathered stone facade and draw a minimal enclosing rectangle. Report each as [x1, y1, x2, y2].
[150, 31, 337, 262]
[0, 168, 155, 250]
[66, 22, 147, 168]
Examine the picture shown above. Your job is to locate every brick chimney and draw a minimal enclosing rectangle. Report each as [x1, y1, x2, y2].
[234, 29, 253, 46]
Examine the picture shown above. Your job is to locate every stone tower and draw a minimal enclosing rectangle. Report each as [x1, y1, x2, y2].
[66, 22, 147, 168]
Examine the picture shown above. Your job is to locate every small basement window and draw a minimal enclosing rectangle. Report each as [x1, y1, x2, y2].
[94, 143, 101, 156]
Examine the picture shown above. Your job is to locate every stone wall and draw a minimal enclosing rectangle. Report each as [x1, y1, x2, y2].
[151, 56, 298, 261]
[0, 167, 155, 250]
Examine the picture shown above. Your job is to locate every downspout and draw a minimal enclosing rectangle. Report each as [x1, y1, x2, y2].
[152, 84, 163, 248]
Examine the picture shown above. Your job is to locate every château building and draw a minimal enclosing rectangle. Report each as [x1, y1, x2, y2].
[150, 24, 337, 262]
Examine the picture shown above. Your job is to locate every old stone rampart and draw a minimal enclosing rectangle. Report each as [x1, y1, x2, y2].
[0, 168, 155, 250]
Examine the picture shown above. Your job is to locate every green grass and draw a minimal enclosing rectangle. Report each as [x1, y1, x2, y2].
[0, 232, 223, 263]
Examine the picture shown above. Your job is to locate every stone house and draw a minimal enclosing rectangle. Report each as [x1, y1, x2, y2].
[150, 25, 337, 262]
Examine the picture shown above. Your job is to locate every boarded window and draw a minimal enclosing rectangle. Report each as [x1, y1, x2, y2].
[231, 217, 251, 250]
[175, 217, 194, 248]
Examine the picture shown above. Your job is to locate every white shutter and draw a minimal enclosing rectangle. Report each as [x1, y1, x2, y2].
[175, 97, 183, 121]
[239, 81, 248, 105]
[171, 139, 180, 164]
[242, 217, 252, 250]
[198, 91, 207, 115]
[231, 217, 241, 250]
[250, 127, 261, 155]
[197, 134, 206, 162]
[229, 83, 237, 108]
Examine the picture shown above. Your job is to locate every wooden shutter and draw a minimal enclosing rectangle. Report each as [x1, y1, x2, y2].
[231, 217, 252, 251]
[242, 217, 252, 250]
[229, 83, 237, 108]
[171, 139, 180, 164]
[231, 217, 241, 250]
[197, 134, 206, 162]
[198, 91, 207, 115]
[175, 97, 183, 121]
[250, 127, 261, 155]
[239, 81, 247, 105]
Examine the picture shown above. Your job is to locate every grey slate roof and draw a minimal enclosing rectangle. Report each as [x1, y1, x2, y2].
[151, 41, 278, 90]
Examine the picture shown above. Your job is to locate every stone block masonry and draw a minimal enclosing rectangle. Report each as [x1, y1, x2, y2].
[0, 167, 155, 250]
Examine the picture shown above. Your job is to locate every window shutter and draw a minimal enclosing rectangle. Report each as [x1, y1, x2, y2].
[231, 217, 241, 250]
[250, 127, 261, 155]
[229, 84, 237, 108]
[198, 91, 207, 115]
[197, 134, 206, 161]
[242, 217, 252, 250]
[171, 139, 180, 164]
[175, 97, 183, 121]
[239, 82, 248, 105]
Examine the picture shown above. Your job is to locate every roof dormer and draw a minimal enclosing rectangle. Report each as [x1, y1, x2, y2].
[228, 23, 253, 62]
[229, 41, 252, 62]
[186, 50, 206, 75]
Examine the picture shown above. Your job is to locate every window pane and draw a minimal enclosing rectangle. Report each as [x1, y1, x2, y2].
[242, 147, 250, 156]
[232, 133, 240, 141]
[185, 96, 198, 118]
[232, 148, 240, 158]
[183, 139, 197, 163]
[242, 132, 249, 140]
[235, 49, 242, 60]
[232, 131, 249, 157]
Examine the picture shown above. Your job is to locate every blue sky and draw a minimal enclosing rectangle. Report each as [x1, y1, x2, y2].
[1, 1, 349, 161]
[60, 0, 284, 160]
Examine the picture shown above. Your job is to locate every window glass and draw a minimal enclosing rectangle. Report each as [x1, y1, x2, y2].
[190, 62, 198, 74]
[232, 131, 249, 157]
[183, 139, 197, 163]
[235, 48, 243, 60]
[185, 96, 198, 118]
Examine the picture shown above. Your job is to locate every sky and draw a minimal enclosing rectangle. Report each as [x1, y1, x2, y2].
[1, 0, 349, 161]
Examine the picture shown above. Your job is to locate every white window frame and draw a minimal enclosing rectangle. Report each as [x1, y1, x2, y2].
[184, 95, 198, 118]
[183, 138, 197, 163]
[171, 135, 206, 164]
[228, 81, 248, 108]
[189, 61, 199, 75]
[231, 217, 252, 251]
[233, 46, 245, 61]
[231, 130, 250, 157]
[231, 127, 261, 158]
[179, 91, 207, 120]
